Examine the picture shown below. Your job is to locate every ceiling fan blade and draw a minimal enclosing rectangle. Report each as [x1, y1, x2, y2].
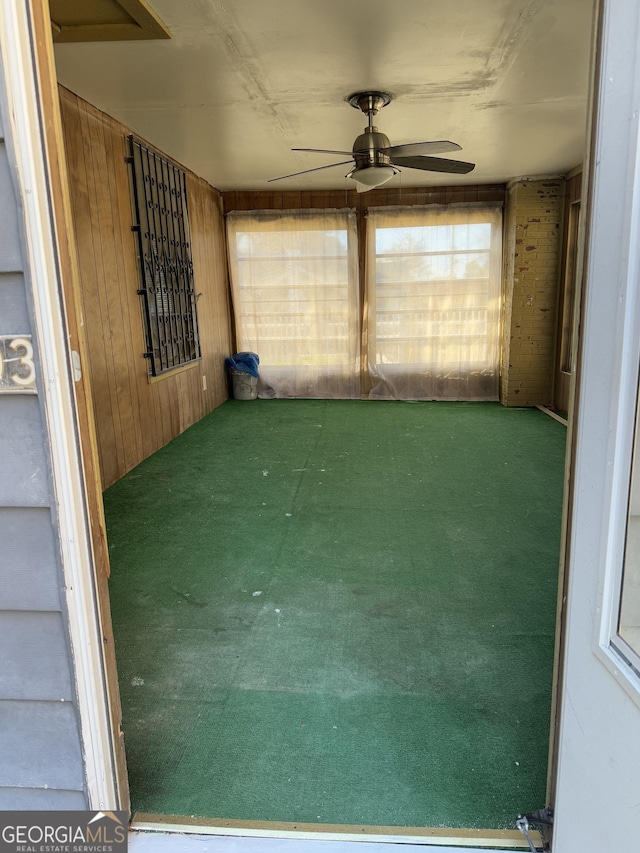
[267, 160, 354, 183]
[383, 140, 462, 157]
[391, 155, 475, 175]
[292, 147, 354, 156]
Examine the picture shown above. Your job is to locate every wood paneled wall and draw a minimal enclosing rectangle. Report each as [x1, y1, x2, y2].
[222, 184, 506, 214]
[59, 87, 232, 489]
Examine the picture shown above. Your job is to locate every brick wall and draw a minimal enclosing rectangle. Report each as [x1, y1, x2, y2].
[501, 177, 565, 407]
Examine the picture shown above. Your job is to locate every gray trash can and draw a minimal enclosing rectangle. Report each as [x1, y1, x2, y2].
[230, 368, 258, 400]
[225, 352, 259, 400]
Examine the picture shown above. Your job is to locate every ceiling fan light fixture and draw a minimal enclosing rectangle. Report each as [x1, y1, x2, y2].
[351, 164, 395, 188]
[268, 90, 475, 186]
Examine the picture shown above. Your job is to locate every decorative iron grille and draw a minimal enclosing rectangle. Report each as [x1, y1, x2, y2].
[127, 136, 201, 376]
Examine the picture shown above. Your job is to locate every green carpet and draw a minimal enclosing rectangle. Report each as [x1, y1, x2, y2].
[104, 400, 566, 829]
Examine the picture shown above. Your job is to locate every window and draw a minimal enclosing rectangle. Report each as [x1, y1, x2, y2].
[226, 209, 360, 399]
[128, 136, 200, 376]
[366, 205, 503, 400]
[226, 204, 502, 402]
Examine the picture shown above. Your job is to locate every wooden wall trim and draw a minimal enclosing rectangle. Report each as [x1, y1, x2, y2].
[222, 184, 506, 214]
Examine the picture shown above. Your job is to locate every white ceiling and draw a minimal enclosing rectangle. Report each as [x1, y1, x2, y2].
[52, 0, 595, 192]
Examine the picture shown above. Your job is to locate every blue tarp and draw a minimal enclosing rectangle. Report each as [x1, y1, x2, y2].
[225, 351, 260, 378]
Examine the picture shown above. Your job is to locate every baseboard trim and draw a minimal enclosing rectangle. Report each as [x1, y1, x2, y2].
[537, 405, 568, 426]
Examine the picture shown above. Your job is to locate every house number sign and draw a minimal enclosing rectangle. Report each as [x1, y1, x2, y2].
[0, 335, 36, 393]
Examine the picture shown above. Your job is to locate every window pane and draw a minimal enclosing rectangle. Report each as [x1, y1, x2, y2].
[226, 211, 360, 398]
[366, 206, 502, 401]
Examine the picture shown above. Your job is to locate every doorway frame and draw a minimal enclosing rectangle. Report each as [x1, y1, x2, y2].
[6, 0, 603, 847]
[0, 0, 122, 810]
[0, 0, 130, 808]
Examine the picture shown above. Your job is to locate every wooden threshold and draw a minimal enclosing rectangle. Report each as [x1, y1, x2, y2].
[132, 813, 541, 849]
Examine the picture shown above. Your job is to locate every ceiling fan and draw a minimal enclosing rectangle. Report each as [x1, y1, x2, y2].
[268, 91, 475, 193]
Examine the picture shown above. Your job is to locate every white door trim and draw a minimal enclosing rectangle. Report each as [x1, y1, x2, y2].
[588, 0, 640, 706]
[0, 0, 118, 809]
[553, 0, 640, 850]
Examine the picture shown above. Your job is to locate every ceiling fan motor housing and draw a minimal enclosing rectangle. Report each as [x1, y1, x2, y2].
[352, 127, 392, 168]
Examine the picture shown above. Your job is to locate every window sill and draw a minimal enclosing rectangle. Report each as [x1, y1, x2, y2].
[148, 359, 201, 384]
